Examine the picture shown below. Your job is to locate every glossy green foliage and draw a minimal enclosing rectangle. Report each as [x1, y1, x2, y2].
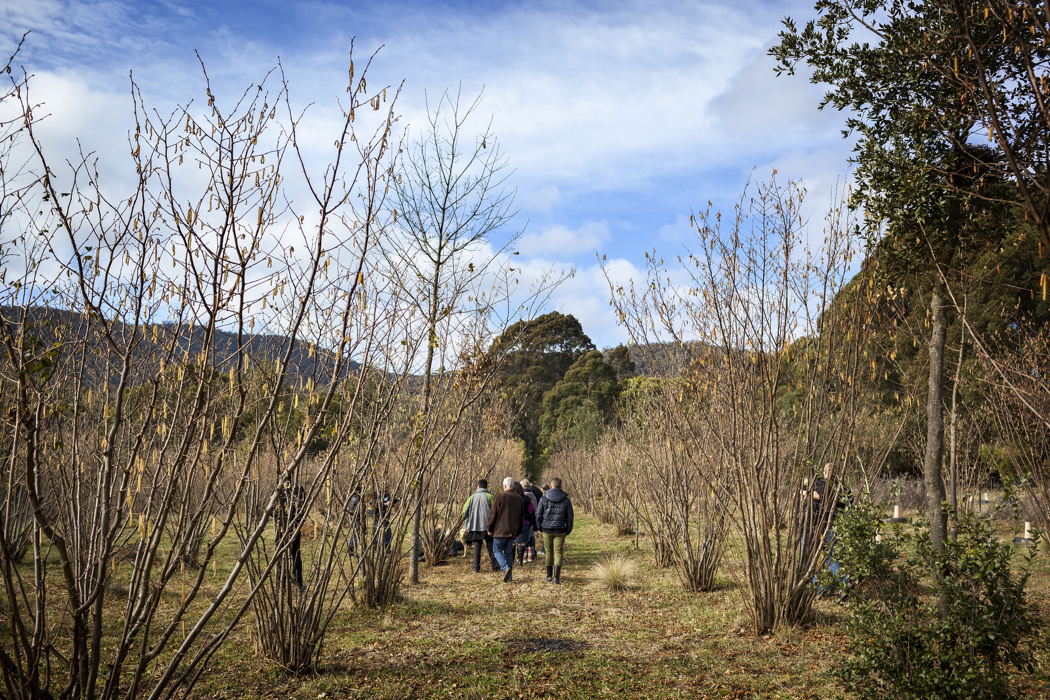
[827, 497, 1044, 699]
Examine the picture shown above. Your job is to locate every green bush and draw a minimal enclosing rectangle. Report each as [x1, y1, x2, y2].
[825, 496, 1043, 699]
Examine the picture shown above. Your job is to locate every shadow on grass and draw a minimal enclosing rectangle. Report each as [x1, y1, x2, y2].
[504, 637, 590, 654]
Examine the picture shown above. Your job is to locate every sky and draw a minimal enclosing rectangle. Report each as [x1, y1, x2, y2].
[1, 0, 857, 348]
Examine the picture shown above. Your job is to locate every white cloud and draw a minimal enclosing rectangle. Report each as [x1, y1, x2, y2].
[517, 221, 609, 258]
[521, 184, 561, 215]
[546, 260, 637, 348]
[658, 214, 695, 244]
[9, 70, 134, 180]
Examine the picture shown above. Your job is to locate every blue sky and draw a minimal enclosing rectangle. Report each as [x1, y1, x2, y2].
[2, 0, 855, 347]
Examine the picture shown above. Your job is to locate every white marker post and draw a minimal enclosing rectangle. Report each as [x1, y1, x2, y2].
[1015, 521, 1034, 547]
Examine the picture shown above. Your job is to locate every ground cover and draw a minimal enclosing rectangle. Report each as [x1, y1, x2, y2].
[175, 513, 1049, 699]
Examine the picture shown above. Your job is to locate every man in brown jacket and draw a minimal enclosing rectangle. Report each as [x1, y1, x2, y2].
[487, 477, 524, 582]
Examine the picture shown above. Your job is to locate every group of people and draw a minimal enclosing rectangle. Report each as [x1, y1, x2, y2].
[461, 476, 574, 584]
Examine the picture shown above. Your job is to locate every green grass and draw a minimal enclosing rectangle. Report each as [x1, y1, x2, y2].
[189, 516, 859, 699]
[12, 513, 1050, 699]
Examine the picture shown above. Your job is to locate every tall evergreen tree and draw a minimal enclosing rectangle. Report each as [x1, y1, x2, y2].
[488, 311, 594, 475]
[537, 349, 623, 463]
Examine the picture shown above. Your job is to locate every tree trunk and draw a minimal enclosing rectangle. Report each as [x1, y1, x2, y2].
[948, 293, 967, 539]
[409, 276, 442, 586]
[408, 492, 421, 585]
[925, 274, 949, 615]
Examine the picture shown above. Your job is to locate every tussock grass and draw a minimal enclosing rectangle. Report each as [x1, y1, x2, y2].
[591, 554, 637, 591]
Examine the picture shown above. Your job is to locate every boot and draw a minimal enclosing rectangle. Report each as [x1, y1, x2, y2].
[553, 565, 561, 585]
[502, 567, 513, 583]
[516, 546, 524, 567]
[545, 565, 553, 583]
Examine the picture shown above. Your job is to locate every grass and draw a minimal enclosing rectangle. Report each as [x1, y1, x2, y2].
[183, 513, 1049, 699]
[12, 512, 1050, 699]
[591, 553, 638, 590]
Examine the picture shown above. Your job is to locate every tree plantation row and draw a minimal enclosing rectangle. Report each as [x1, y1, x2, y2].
[3, 0, 1050, 697]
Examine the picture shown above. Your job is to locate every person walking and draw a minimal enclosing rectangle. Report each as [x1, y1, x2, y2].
[534, 477, 573, 584]
[461, 479, 497, 573]
[522, 479, 543, 561]
[487, 477, 524, 583]
[536, 483, 551, 557]
[514, 482, 537, 566]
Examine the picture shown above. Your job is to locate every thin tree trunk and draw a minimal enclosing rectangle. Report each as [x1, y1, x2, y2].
[948, 293, 967, 539]
[409, 273, 442, 585]
[408, 494, 421, 584]
[925, 274, 949, 615]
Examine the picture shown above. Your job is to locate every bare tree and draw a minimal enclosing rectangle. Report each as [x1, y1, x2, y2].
[382, 87, 527, 585]
[0, 44, 402, 698]
[606, 177, 874, 632]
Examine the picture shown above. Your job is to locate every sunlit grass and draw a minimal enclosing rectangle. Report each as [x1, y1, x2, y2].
[591, 553, 637, 590]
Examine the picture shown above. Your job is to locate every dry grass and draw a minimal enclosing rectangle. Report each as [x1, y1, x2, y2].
[14, 514, 1050, 699]
[591, 553, 637, 590]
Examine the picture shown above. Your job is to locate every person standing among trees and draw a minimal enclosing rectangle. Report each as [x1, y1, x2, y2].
[810, 463, 850, 588]
[462, 479, 497, 573]
[522, 478, 542, 562]
[514, 481, 537, 566]
[374, 480, 397, 550]
[275, 481, 305, 589]
[535, 477, 574, 584]
[487, 477, 524, 583]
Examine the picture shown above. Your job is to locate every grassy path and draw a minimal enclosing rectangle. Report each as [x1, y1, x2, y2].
[196, 514, 1050, 699]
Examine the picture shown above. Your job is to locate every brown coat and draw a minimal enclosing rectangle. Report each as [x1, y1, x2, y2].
[486, 489, 524, 539]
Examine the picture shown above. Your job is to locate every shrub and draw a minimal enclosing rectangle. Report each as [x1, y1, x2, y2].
[826, 496, 1044, 699]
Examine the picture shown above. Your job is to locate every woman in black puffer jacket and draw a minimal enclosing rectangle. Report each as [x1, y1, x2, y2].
[534, 477, 574, 584]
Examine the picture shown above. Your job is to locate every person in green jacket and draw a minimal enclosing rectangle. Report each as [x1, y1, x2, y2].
[462, 479, 496, 573]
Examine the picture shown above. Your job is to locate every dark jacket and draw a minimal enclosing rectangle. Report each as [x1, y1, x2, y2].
[522, 492, 538, 527]
[487, 490, 524, 539]
[812, 478, 851, 517]
[535, 488, 573, 536]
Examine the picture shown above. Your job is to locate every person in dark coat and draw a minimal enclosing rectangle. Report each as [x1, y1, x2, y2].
[275, 482, 305, 588]
[807, 463, 851, 591]
[373, 481, 397, 549]
[521, 478, 542, 561]
[461, 479, 497, 573]
[514, 482, 537, 566]
[487, 477, 524, 583]
[534, 477, 574, 584]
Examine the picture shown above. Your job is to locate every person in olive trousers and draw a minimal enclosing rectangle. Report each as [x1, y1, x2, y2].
[534, 477, 574, 584]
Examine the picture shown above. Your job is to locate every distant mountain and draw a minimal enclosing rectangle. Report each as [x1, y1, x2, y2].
[1, 306, 359, 385]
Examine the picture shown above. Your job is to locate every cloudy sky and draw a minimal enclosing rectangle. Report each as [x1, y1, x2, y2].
[2, 0, 855, 348]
